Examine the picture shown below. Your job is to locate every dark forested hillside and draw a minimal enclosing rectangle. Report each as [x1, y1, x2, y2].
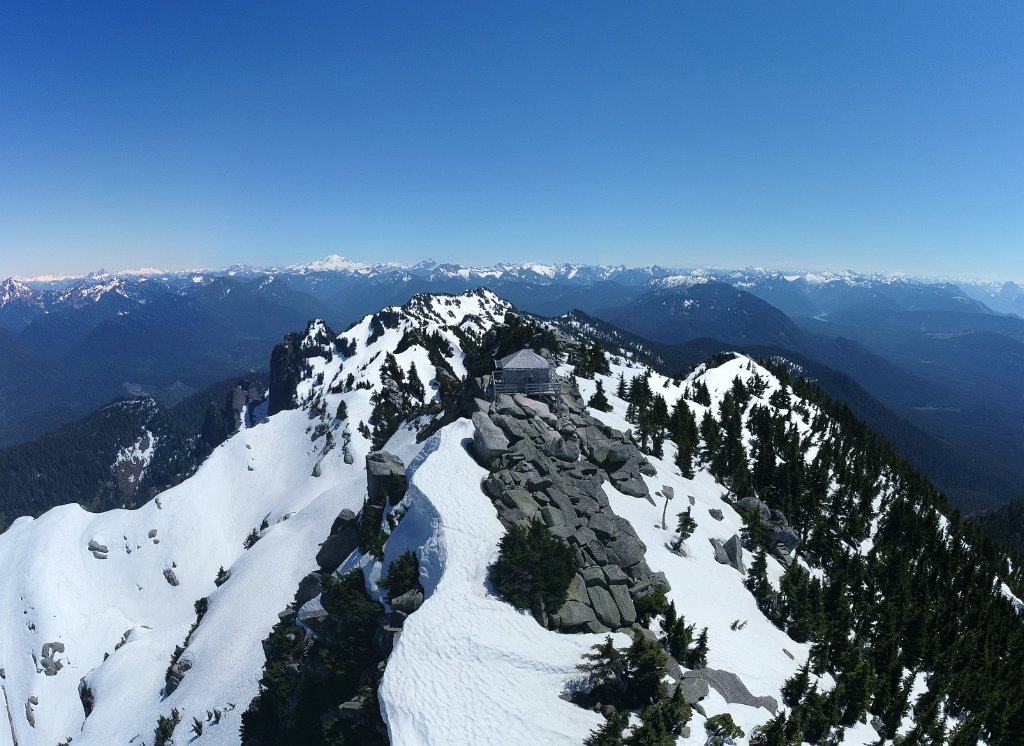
[976, 499, 1024, 561]
[0, 373, 267, 532]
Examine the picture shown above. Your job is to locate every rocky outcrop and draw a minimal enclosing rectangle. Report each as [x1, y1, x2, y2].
[164, 657, 192, 696]
[700, 667, 778, 713]
[471, 386, 669, 634]
[732, 496, 800, 565]
[710, 535, 746, 575]
[269, 321, 337, 416]
[723, 535, 745, 575]
[678, 671, 711, 704]
[316, 509, 360, 573]
[39, 642, 64, 676]
[366, 451, 407, 502]
[87, 539, 108, 560]
[471, 412, 510, 466]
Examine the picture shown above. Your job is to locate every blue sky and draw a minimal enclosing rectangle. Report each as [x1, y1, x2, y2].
[1, 1, 1021, 279]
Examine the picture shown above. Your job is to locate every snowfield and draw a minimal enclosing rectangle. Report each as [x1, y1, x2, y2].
[0, 405, 370, 745]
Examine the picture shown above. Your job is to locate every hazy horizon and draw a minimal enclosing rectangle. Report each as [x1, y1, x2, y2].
[5, 252, 1023, 287]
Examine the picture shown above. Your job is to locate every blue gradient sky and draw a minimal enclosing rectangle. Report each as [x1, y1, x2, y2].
[1, 1, 1021, 279]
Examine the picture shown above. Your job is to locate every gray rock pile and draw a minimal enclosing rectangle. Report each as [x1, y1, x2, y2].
[470, 389, 669, 633]
[39, 642, 64, 676]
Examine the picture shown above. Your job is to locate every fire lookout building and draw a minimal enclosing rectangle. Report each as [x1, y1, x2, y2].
[491, 349, 562, 400]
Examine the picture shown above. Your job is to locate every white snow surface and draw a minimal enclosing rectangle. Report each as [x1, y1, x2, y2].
[0, 405, 370, 745]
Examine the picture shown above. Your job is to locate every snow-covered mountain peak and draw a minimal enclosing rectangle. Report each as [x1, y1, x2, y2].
[290, 254, 392, 274]
[401, 287, 513, 328]
[653, 271, 715, 289]
[0, 277, 40, 306]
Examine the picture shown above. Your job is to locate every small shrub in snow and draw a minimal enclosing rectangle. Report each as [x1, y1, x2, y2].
[633, 586, 668, 625]
[153, 708, 180, 746]
[214, 566, 230, 586]
[705, 713, 744, 741]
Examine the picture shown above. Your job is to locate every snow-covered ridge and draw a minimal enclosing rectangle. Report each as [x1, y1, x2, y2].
[0, 287, 521, 746]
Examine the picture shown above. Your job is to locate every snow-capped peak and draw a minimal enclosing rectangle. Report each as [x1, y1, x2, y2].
[290, 254, 386, 274]
[0, 277, 40, 306]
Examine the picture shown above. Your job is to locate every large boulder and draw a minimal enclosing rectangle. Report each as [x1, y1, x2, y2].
[366, 451, 407, 502]
[295, 572, 323, 607]
[493, 414, 529, 443]
[723, 534, 746, 575]
[710, 538, 730, 565]
[606, 535, 647, 568]
[390, 589, 425, 614]
[493, 394, 525, 418]
[613, 476, 649, 499]
[554, 600, 598, 628]
[472, 411, 511, 465]
[604, 443, 632, 469]
[545, 436, 581, 463]
[587, 585, 623, 628]
[499, 489, 540, 519]
[735, 496, 771, 523]
[679, 671, 711, 704]
[609, 583, 637, 625]
[316, 510, 360, 573]
[770, 525, 800, 553]
[513, 394, 558, 426]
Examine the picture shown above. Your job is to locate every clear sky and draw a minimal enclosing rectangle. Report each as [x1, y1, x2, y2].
[1, 1, 1021, 280]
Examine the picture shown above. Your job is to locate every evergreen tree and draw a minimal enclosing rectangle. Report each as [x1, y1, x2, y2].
[669, 399, 698, 478]
[406, 362, 427, 400]
[584, 712, 627, 746]
[745, 548, 775, 613]
[624, 634, 668, 708]
[782, 663, 811, 707]
[693, 380, 711, 406]
[659, 601, 694, 661]
[588, 380, 612, 412]
[671, 509, 697, 551]
[368, 390, 403, 450]
[489, 520, 578, 620]
[578, 636, 628, 704]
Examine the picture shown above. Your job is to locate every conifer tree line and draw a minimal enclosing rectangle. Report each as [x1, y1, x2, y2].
[611, 355, 1024, 743]
[367, 352, 429, 449]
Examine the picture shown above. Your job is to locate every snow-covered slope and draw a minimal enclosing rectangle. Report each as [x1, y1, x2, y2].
[0, 288, 513, 746]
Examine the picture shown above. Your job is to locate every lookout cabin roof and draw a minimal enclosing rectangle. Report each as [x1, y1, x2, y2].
[496, 349, 550, 370]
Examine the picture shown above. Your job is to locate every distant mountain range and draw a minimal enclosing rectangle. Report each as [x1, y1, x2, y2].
[2, 256, 1022, 514]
